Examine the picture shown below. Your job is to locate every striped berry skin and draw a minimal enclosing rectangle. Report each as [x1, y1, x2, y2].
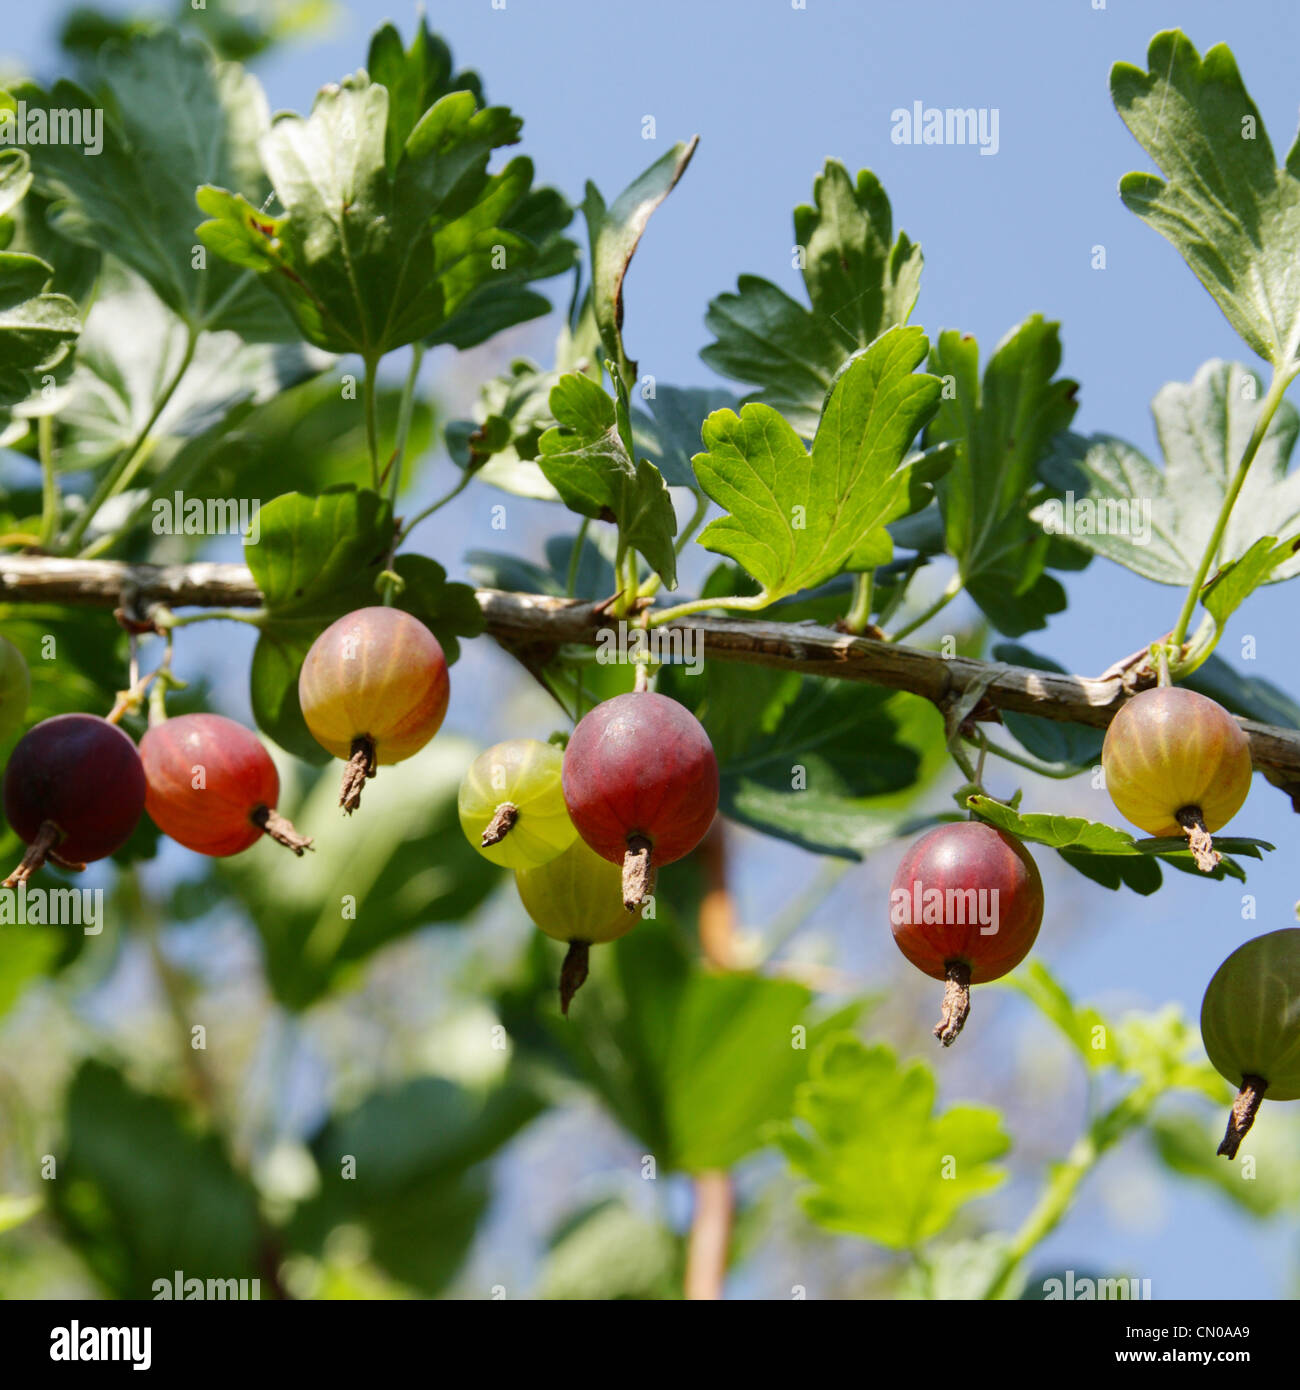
[141, 714, 281, 857]
[1201, 929, 1300, 1158]
[458, 738, 576, 869]
[889, 821, 1044, 985]
[1101, 687, 1251, 838]
[1201, 930, 1300, 1104]
[298, 607, 448, 765]
[515, 836, 632, 947]
[561, 692, 719, 868]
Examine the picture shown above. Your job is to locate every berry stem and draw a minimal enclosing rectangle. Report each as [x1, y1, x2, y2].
[933, 959, 972, 1047]
[1175, 805, 1221, 873]
[250, 806, 314, 856]
[481, 802, 518, 847]
[3, 821, 71, 887]
[559, 940, 590, 1015]
[1218, 1075, 1267, 1160]
[622, 834, 655, 910]
[340, 735, 378, 815]
[1167, 364, 1296, 672]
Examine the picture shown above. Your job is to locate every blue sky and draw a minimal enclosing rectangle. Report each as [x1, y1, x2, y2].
[7, 0, 1300, 1297]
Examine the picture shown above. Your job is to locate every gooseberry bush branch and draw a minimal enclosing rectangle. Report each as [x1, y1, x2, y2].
[2, 16, 1300, 1303]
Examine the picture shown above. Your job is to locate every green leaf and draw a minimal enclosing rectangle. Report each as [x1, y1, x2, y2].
[661, 662, 947, 858]
[928, 316, 1079, 636]
[1202, 533, 1300, 631]
[0, 251, 80, 406]
[967, 793, 1265, 886]
[19, 261, 328, 475]
[366, 17, 576, 352]
[366, 16, 484, 172]
[778, 1035, 1009, 1248]
[1149, 1109, 1300, 1214]
[583, 138, 698, 376]
[692, 325, 941, 603]
[0, 1193, 41, 1235]
[0, 182, 101, 311]
[198, 69, 565, 357]
[538, 1200, 680, 1301]
[49, 1061, 262, 1299]
[1006, 961, 1114, 1069]
[213, 737, 498, 1008]
[702, 161, 923, 437]
[288, 1073, 543, 1294]
[172, 371, 436, 506]
[16, 32, 289, 338]
[1038, 360, 1300, 586]
[501, 919, 840, 1172]
[537, 371, 678, 586]
[445, 293, 602, 499]
[631, 385, 743, 491]
[1111, 30, 1300, 370]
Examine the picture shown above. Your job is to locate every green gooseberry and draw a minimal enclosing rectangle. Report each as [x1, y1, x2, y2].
[1200, 928, 1300, 1159]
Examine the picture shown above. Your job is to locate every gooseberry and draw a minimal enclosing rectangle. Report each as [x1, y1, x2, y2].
[0, 635, 30, 742]
[458, 737, 576, 869]
[516, 835, 635, 1012]
[140, 713, 312, 858]
[2, 713, 146, 884]
[1200, 928, 1300, 1159]
[562, 691, 719, 910]
[889, 821, 1045, 1046]
[298, 606, 449, 813]
[1102, 686, 1251, 873]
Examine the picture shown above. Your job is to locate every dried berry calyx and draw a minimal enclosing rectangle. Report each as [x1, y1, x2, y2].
[889, 821, 1045, 1046]
[458, 737, 576, 869]
[140, 713, 312, 858]
[515, 836, 637, 1013]
[1200, 928, 1300, 1159]
[1102, 687, 1252, 873]
[298, 606, 449, 814]
[2, 713, 147, 886]
[561, 691, 719, 910]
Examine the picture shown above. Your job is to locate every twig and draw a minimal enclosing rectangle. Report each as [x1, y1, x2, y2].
[5, 557, 1300, 785]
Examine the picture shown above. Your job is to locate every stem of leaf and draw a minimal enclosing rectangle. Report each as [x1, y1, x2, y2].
[38, 415, 57, 548]
[1167, 365, 1295, 672]
[395, 471, 471, 546]
[67, 326, 199, 555]
[844, 571, 874, 635]
[565, 518, 590, 597]
[980, 1075, 1163, 1299]
[377, 345, 425, 605]
[362, 353, 381, 492]
[979, 737, 1083, 780]
[888, 570, 964, 643]
[647, 591, 771, 628]
[155, 607, 267, 631]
